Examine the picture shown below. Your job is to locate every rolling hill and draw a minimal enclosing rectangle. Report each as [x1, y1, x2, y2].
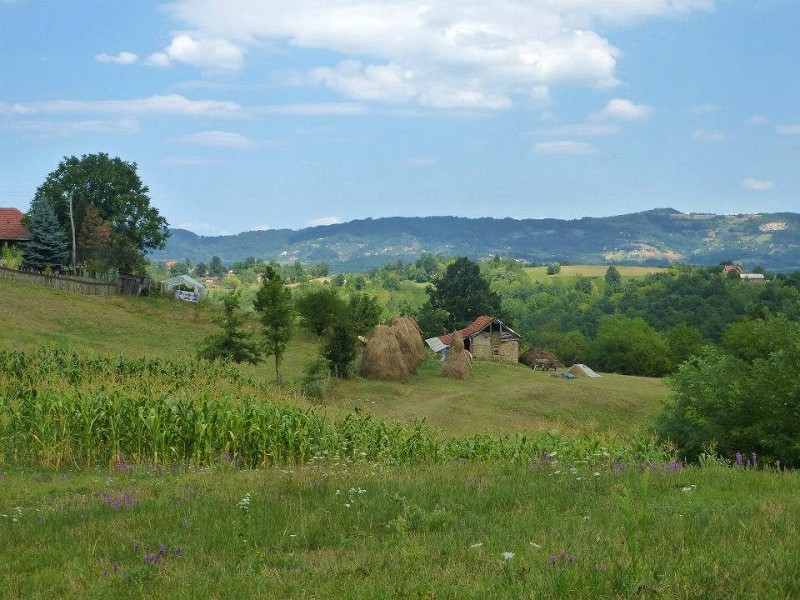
[150, 208, 800, 272]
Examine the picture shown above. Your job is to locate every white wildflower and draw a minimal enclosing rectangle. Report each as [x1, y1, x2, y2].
[529, 542, 542, 549]
[237, 493, 251, 511]
[502, 551, 515, 560]
[470, 542, 483, 548]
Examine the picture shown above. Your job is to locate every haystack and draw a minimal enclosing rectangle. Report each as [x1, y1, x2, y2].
[442, 332, 471, 379]
[361, 325, 410, 382]
[390, 315, 425, 372]
[519, 348, 563, 369]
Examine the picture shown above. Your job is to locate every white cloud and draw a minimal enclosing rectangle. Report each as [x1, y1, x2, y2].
[178, 130, 254, 148]
[535, 123, 619, 137]
[3, 118, 138, 138]
[591, 98, 653, 121]
[308, 216, 342, 226]
[0, 95, 243, 118]
[534, 140, 598, 155]
[741, 178, 774, 191]
[156, 0, 713, 109]
[746, 115, 768, 126]
[692, 103, 719, 115]
[691, 129, 733, 142]
[776, 124, 800, 134]
[95, 51, 138, 65]
[255, 103, 367, 116]
[148, 34, 243, 70]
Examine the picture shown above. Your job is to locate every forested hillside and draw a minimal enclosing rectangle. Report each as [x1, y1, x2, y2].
[151, 208, 800, 271]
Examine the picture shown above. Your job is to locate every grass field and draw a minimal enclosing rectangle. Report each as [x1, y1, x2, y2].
[525, 264, 667, 282]
[2, 460, 798, 598]
[0, 280, 668, 438]
[4, 278, 797, 598]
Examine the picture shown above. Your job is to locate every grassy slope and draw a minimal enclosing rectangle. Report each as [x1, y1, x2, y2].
[2, 461, 798, 599]
[525, 264, 667, 282]
[0, 280, 668, 437]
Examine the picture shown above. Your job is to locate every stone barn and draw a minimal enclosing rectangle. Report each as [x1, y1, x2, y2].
[433, 316, 521, 363]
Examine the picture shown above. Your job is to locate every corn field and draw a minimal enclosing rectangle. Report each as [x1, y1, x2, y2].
[0, 346, 673, 468]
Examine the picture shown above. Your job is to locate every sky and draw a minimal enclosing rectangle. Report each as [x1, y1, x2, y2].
[1, 0, 799, 235]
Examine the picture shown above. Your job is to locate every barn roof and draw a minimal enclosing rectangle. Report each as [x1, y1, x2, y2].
[439, 316, 520, 346]
[0, 207, 28, 241]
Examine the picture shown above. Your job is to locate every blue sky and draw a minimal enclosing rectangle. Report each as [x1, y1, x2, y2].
[1, 0, 798, 235]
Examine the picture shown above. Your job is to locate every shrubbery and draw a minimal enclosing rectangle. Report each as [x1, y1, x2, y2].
[657, 315, 800, 466]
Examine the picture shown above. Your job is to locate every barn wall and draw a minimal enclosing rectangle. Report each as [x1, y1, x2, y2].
[470, 334, 519, 363]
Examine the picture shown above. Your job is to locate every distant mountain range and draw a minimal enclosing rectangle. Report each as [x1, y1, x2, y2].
[150, 208, 800, 272]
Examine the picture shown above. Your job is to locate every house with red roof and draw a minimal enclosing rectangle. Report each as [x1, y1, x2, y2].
[426, 316, 521, 363]
[0, 207, 29, 248]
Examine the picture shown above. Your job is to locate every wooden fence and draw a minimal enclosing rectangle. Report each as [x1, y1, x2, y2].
[0, 266, 119, 296]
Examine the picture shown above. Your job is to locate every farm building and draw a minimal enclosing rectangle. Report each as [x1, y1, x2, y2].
[428, 316, 521, 363]
[0, 207, 28, 248]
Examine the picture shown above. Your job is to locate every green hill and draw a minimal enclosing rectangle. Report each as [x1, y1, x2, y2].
[151, 208, 800, 271]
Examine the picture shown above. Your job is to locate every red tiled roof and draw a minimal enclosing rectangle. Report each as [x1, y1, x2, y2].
[0, 208, 28, 241]
[440, 316, 497, 346]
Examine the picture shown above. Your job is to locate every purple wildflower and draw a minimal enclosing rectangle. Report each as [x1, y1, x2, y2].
[549, 556, 558, 564]
[735, 453, 743, 467]
[567, 555, 575, 563]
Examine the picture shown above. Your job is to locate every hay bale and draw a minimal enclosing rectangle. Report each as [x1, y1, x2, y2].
[442, 332, 471, 379]
[519, 348, 563, 369]
[361, 325, 410, 382]
[390, 315, 425, 372]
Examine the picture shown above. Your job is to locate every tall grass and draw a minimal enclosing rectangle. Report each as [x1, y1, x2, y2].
[0, 346, 672, 469]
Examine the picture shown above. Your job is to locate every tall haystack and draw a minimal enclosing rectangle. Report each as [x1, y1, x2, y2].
[442, 332, 471, 379]
[361, 325, 410, 382]
[390, 315, 425, 372]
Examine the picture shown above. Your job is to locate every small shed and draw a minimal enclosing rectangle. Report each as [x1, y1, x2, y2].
[161, 274, 206, 300]
[434, 316, 521, 363]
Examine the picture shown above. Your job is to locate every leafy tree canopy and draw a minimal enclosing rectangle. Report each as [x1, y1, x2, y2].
[295, 287, 346, 336]
[34, 153, 168, 272]
[426, 256, 503, 331]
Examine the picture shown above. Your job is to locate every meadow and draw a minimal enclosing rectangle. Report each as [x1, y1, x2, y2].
[1, 279, 798, 598]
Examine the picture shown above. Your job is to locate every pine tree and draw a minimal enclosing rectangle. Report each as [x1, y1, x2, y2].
[21, 197, 69, 271]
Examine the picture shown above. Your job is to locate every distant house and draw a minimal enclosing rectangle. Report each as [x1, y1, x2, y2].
[740, 273, 766, 282]
[723, 264, 744, 275]
[427, 316, 521, 363]
[0, 207, 28, 248]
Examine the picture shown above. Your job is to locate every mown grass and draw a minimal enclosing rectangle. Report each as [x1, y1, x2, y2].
[1, 460, 797, 599]
[525, 264, 667, 283]
[330, 357, 666, 436]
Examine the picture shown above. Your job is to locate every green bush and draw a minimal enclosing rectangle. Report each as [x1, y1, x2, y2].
[657, 315, 800, 466]
[587, 315, 670, 376]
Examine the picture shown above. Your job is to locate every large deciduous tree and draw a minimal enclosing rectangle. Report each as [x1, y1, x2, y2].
[21, 197, 69, 271]
[423, 256, 503, 332]
[253, 266, 294, 381]
[33, 153, 169, 273]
